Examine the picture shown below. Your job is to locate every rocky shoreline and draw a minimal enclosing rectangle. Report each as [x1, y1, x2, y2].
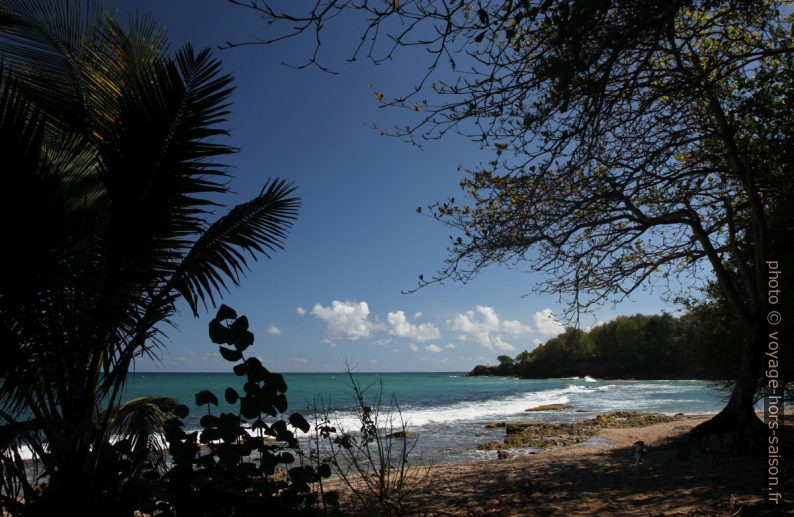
[477, 411, 680, 452]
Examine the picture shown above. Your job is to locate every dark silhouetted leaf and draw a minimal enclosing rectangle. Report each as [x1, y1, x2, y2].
[209, 319, 230, 344]
[219, 346, 242, 362]
[195, 390, 219, 406]
[288, 413, 310, 433]
[240, 395, 258, 419]
[274, 393, 287, 413]
[231, 315, 249, 332]
[268, 373, 287, 393]
[245, 357, 269, 382]
[173, 404, 189, 419]
[224, 387, 239, 404]
[216, 304, 237, 321]
[232, 329, 254, 351]
[200, 414, 220, 428]
[319, 464, 332, 478]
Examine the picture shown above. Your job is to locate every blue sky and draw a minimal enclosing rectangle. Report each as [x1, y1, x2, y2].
[115, 0, 676, 373]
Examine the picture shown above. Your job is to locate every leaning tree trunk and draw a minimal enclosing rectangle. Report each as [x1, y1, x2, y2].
[690, 316, 769, 454]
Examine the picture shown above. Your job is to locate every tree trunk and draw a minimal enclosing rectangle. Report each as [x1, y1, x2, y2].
[690, 317, 769, 454]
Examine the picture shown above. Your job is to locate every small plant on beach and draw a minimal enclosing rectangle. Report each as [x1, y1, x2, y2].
[321, 369, 431, 516]
[159, 305, 334, 515]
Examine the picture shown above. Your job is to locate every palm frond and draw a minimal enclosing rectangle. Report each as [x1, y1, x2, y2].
[0, 0, 99, 130]
[106, 396, 178, 476]
[170, 178, 300, 315]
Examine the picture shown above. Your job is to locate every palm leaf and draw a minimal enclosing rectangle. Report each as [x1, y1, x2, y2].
[106, 396, 178, 476]
[170, 179, 300, 315]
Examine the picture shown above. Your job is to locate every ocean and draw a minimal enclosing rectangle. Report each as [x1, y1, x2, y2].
[124, 372, 728, 463]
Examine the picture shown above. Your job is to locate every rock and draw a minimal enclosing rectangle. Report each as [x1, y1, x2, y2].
[484, 422, 508, 428]
[575, 409, 591, 413]
[485, 420, 543, 429]
[525, 403, 572, 412]
[497, 450, 512, 459]
[386, 430, 413, 439]
[477, 411, 675, 451]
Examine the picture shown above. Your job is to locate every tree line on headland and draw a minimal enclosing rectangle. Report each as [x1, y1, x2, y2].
[471, 300, 791, 383]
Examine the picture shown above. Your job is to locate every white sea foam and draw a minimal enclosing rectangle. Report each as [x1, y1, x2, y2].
[583, 376, 598, 382]
[325, 385, 590, 430]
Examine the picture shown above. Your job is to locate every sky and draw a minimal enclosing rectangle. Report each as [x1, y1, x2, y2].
[113, 0, 679, 373]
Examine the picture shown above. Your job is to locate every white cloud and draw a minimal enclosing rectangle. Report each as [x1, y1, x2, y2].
[311, 300, 383, 341]
[447, 305, 517, 350]
[425, 344, 443, 353]
[409, 344, 418, 352]
[533, 308, 565, 336]
[502, 319, 532, 334]
[413, 311, 423, 320]
[373, 338, 393, 346]
[293, 357, 308, 363]
[444, 343, 456, 349]
[296, 307, 307, 316]
[266, 324, 282, 336]
[387, 310, 441, 341]
[391, 348, 400, 353]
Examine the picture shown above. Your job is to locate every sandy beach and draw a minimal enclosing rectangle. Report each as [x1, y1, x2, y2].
[328, 413, 793, 516]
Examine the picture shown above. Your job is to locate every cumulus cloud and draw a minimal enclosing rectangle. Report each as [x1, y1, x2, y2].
[311, 300, 383, 341]
[425, 344, 443, 353]
[502, 319, 532, 334]
[387, 310, 441, 341]
[533, 308, 565, 336]
[409, 344, 418, 352]
[447, 305, 517, 350]
[296, 307, 307, 316]
[266, 324, 282, 336]
[413, 311, 423, 320]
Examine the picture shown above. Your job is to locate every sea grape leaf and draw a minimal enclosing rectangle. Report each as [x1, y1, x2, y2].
[173, 404, 189, 419]
[225, 387, 239, 404]
[195, 390, 219, 407]
[289, 413, 310, 433]
[199, 414, 220, 428]
[232, 329, 254, 352]
[269, 373, 287, 393]
[216, 304, 237, 321]
[231, 315, 249, 332]
[219, 346, 242, 362]
[274, 393, 288, 413]
[208, 319, 229, 344]
[240, 395, 259, 419]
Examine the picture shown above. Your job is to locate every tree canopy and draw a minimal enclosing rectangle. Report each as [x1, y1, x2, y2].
[235, 0, 792, 444]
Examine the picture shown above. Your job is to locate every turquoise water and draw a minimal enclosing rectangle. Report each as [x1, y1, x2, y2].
[124, 372, 728, 463]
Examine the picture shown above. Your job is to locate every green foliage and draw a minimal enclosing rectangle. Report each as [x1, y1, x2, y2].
[0, 1, 299, 514]
[159, 306, 332, 516]
[474, 308, 756, 381]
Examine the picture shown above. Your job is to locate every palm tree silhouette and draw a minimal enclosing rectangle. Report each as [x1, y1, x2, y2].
[0, 1, 299, 511]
